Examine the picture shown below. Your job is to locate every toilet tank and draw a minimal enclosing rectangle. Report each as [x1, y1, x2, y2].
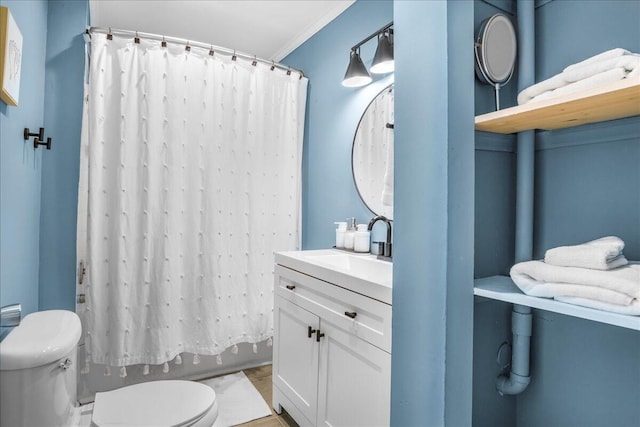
[0, 310, 81, 427]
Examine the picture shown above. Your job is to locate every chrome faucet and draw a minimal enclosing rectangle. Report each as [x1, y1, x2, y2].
[1, 303, 22, 327]
[367, 215, 392, 259]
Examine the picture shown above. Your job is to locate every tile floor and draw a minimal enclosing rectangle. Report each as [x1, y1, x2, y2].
[240, 365, 298, 427]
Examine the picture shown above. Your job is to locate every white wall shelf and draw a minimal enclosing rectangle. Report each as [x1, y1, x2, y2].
[475, 76, 640, 134]
[474, 275, 640, 331]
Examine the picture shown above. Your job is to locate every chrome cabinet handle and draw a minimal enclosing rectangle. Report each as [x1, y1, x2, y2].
[308, 326, 316, 338]
[316, 330, 325, 342]
[285, 284, 295, 290]
[344, 311, 357, 319]
[59, 358, 72, 370]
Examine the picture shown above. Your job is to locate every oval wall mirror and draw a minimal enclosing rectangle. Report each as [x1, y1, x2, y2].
[352, 85, 394, 220]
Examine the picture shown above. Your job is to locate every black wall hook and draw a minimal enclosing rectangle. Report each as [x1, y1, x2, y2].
[24, 127, 44, 141]
[24, 127, 52, 150]
[33, 137, 52, 150]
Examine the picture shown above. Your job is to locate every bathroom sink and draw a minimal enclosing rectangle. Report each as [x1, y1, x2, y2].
[304, 252, 391, 282]
[275, 249, 392, 304]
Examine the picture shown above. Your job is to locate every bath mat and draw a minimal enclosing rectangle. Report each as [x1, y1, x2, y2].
[202, 371, 271, 426]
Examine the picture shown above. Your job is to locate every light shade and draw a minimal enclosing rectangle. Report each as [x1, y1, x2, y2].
[370, 34, 394, 74]
[342, 50, 372, 87]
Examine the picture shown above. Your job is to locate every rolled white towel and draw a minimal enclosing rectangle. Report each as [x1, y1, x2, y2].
[555, 296, 640, 316]
[563, 48, 630, 73]
[530, 67, 627, 103]
[510, 261, 640, 300]
[563, 54, 640, 83]
[544, 236, 628, 270]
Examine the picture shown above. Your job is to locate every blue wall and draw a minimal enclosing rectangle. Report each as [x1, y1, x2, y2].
[473, 2, 518, 426]
[39, 0, 88, 311]
[283, 0, 394, 249]
[0, 0, 48, 323]
[2, 0, 637, 424]
[474, 1, 640, 426]
[392, 1, 475, 425]
[287, 1, 476, 424]
[518, 1, 640, 425]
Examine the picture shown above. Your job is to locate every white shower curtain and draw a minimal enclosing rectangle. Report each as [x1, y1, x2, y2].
[77, 33, 307, 374]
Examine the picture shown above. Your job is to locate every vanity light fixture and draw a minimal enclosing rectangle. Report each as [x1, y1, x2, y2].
[342, 22, 394, 87]
[342, 48, 372, 87]
[370, 31, 394, 74]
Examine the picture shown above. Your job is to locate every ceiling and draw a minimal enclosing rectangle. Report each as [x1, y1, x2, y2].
[89, 0, 354, 62]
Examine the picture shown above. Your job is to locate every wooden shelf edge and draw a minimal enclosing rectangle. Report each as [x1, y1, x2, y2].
[474, 275, 640, 331]
[475, 77, 640, 134]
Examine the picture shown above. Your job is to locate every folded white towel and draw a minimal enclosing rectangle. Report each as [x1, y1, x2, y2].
[563, 54, 640, 83]
[517, 49, 638, 105]
[510, 261, 640, 300]
[563, 48, 630, 73]
[542, 283, 633, 306]
[544, 236, 628, 270]
[555, 296, 640, 316]
[530, 67, 627, 103]
[517, 73, 568, 105]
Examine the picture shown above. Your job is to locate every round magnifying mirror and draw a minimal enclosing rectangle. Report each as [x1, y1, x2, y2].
[475, 13, 517, 109]
[352, 85, 394, 220]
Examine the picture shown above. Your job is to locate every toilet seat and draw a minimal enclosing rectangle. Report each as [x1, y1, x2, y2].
[92, 380, 218, 427]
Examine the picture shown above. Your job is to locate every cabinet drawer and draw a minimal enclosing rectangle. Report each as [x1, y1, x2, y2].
[275, 264, 392, 353]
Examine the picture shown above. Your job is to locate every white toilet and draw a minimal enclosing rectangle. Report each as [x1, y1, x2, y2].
[0, 310, 218, 427]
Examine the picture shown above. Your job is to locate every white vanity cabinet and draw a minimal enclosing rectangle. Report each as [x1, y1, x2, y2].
[272, 251, 392, 427]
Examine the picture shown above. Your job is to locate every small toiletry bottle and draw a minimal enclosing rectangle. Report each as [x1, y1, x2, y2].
[344, 218, 356, 250]
[354, 224, 371, 253]
[334, 222, 347, 248]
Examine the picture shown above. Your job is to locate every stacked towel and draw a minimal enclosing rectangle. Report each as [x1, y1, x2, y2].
[544, 236, 628, 270]
[510, 261, 640, 315]
[510, 237, 640, 316]
[517, 48, 640, 105]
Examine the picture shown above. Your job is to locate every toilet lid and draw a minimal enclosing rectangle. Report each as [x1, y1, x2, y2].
[92, 380, 216, 427]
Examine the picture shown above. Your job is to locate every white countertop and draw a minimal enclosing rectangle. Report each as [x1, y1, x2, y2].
[275, 249, 392, 305]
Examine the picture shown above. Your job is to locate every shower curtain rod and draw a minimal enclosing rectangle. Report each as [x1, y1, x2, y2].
[85, 26, 305, 79]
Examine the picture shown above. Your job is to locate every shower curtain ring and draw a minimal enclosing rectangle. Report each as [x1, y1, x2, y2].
[107, 27, 113, 40]
[161, 35, 167, 48]
[209, 45, 214, 56]
[286, 67, 292, 76]
[185, 41, 191, 52]
[232, 50, 237, 61]
[134, 31, 140, 44]
[270, 61, 275, 71]
[252, 55, 257, 66]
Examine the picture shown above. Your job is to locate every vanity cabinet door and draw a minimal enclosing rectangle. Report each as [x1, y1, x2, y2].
[316, 320, 391, 427]
[273, 295, 320, 424]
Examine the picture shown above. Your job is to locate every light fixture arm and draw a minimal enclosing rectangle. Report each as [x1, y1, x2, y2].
[349, 21, 393, 52]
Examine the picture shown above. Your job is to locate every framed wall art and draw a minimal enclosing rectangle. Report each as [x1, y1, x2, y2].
[0, 6, 23, 106]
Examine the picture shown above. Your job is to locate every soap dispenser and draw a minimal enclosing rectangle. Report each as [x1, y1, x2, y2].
[334, 222, 347, 248]
[344, 218, 356, 250]
[354, 224, 371, 253]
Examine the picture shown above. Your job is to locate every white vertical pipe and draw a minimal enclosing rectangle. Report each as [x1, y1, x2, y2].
[515, 0, 535, 263]
[497, 0, 535, 396]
